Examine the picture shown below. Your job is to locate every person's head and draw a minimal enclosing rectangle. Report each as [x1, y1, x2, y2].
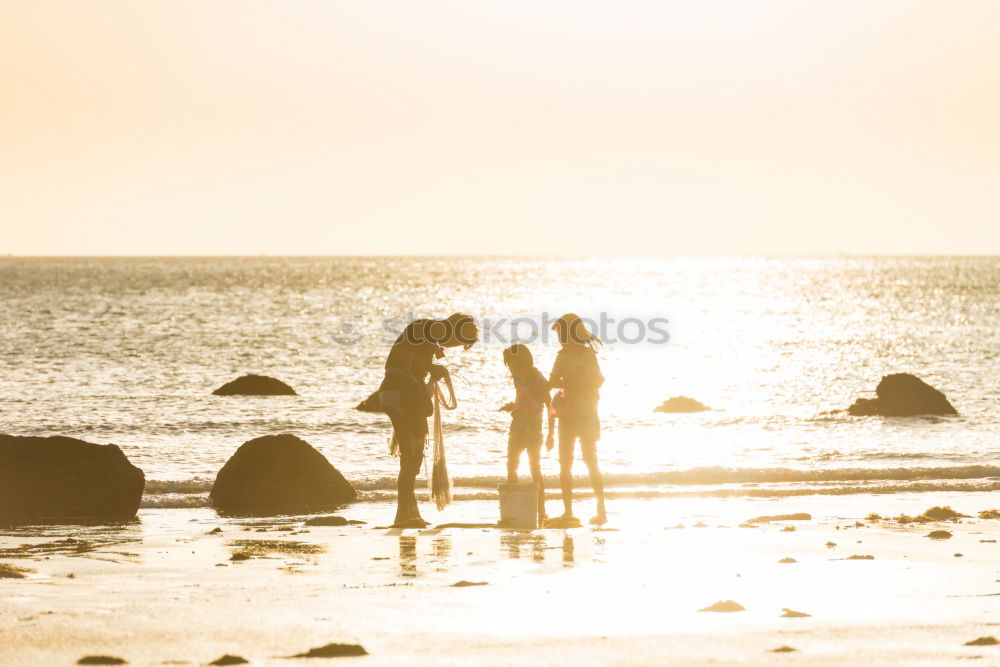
[551, 313, 601, 350]
[503, 343, 534, 376]
[427, 312, 478, 349]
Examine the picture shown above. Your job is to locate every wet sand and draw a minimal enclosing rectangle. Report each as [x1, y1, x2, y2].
[2, 494, 1000, 665]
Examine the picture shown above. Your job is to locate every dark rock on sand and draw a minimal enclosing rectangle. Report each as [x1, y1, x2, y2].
[77, 657, 127, 665]
[213, 374, 297, 396]
[0, 435, 145, 523]
[210, 434, 357, 515]
[847, 373, 957, 417]
[0, 563, 32, 578]
[965, 636, 999, 646]
[304, 515, 348, 527]
[209, 656, 249, 666]
[926, 530, 953, 540]
[770, 646, 797, 653]
[291, 643, 368, 658]
[920, 506, 968, 521]
[452, 580, 488, 587]
[655, 396, 711, 413]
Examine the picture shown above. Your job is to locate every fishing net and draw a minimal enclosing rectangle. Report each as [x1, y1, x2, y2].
[428, 373, 457, 510]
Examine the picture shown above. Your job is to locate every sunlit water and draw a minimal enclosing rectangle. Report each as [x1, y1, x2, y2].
[1, 256, 998, 508]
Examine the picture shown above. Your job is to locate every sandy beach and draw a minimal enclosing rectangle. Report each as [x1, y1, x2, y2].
[4, 492, 1000, 666]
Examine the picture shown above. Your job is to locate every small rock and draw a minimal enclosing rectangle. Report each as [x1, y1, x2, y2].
[304, 516, 349, 527]
[698, 600, 745, 612]
[206, 527, 222, 535]
[291, 643, 368, 658]
[0, 563, 32, 579]
[781, 608, 811, 618]
[955, 553, 964, 558]
[452, 580, 488, 587]
[770, 646, 797, 653]
[655, 396, 711, 413]
[778, 557, 797, 564]
[965, 636, 999, 646]
[77, 657, 126, 665]
[212, 374, 296, 396]
[210, 656, 249, 666]
[846, 554, 874, 560]
[781, 526, 796, 532]
[230, 552, 251, 561]
[926, 530, 953, 540]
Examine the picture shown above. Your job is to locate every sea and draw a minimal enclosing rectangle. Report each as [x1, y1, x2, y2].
[2, 256, 998, 512]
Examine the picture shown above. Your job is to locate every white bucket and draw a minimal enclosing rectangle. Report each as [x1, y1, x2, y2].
[498, 482, 538, 529]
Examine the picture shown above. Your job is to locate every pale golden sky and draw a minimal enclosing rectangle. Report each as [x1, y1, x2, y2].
[2, 1, 1000, 255]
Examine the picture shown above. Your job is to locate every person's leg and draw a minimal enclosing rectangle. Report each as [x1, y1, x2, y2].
[581, 438, 606, 524]
[507, 440, 522, 486]
[407, 439, 425, 522]
[558, 420, 576, 518]
[393, 433, 426, 527]
[527, 446, 546, 521]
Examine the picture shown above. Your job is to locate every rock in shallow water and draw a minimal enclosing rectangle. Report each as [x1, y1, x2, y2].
[847, 373, 957, 417]
[654, 396, 710, 413]
[0, 435, 145, 523]
[213, 374, 297, 396]
[210, 434, 357, 515]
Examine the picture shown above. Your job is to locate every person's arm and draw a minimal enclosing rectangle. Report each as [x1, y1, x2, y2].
[544, 392, 555, 450]
[548, 353, 565, 388]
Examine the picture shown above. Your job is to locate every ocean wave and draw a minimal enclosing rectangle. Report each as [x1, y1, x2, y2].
[348, 478, 1000, 502]
[144, 478, 214, 494]
[351, 465, 1000, 490]
[140, 494, 211, 508]
[140, 465, 1000, 508]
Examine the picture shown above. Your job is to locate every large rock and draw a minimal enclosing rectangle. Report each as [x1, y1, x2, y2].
[210, 434, 357, 515]
[213, 374, 297, 396]
[655, 396, 711, 413]
[847, 373, 957, 417]
[0, 435, 145, 523]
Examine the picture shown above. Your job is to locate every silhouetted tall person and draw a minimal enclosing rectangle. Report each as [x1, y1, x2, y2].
[549, 313, 607, 525]
[379, 313, 477, 527]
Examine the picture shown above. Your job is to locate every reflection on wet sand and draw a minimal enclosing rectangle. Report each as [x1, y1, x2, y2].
[500, 532, 546, 562]
[395, 530, 585, 579]
[562, 534, 575, 565]
[0, 521, 143, 564]
[399, 535, 417, 577]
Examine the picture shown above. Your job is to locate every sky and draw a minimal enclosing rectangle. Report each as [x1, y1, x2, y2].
[2, 0, 1000, 256]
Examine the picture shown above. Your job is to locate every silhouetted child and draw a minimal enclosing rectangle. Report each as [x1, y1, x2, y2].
[549, 313, 606, 525]
[503, 344, 554, 521]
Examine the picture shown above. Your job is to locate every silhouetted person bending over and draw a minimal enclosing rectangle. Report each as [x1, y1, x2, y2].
[549, 313, 607, 525]
[379, 313, 477, 528]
